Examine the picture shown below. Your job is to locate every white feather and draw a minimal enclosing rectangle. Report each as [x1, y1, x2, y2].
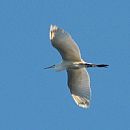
[50, 25, 91, 108]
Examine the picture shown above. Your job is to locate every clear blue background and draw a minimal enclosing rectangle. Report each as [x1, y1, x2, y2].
[0, 0, 129, 130]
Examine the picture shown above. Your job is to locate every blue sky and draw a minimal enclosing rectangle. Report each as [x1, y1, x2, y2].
[0, 0, 129, 130]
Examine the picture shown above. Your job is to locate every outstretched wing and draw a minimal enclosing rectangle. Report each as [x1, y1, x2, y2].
[67, 68, 91, 108]
[50, 25, 82, 61]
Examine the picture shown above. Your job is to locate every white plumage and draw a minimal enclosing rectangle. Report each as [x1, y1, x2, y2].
[46, 25, 108, 108]
[67, 68, 90, 108]
[49, 25, 90, 108]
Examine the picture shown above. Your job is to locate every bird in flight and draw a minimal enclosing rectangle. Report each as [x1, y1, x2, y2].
[45, 25, 108, 108]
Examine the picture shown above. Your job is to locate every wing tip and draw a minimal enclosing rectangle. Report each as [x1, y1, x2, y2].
[49, 25, 59, 40]
[72, 94, 90, 109]
[50, 24, 58, 31]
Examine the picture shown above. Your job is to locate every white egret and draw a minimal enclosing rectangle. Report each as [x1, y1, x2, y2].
[45, 25, 108, 108]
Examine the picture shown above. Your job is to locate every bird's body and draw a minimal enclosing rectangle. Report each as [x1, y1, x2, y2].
[45, 25, 108, 108]
[53, 60, 85, 71]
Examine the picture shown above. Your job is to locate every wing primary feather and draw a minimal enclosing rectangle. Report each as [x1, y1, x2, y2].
[72, 94, 90, 108]
[67, 68, 91, 108]
[50, 25, 82, 61]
